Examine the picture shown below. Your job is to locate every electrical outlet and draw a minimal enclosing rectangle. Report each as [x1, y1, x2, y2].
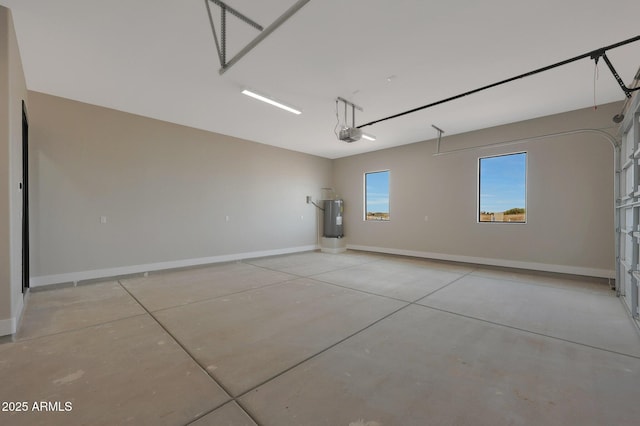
[100, 216, 107, 224]
[306, 196, 312, 204]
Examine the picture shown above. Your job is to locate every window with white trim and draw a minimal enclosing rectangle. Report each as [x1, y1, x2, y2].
[365, 170, 390, 221]
[478, 152, 527, 223]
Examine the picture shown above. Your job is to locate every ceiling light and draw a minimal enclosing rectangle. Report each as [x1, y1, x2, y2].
[362, 133, 376, 141]
[241, 89, 301, 115]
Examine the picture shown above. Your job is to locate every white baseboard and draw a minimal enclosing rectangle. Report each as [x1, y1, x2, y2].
[0, 317, 16, 336]
[321, 247, 347, 254]
[28, 243, 614, 288]
[348, 245, 615, 278]
[30, 245, 318, 288]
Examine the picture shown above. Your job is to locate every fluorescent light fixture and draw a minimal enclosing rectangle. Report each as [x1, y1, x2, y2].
[362, 132, 376, 141]
[241, 89, 301, 115]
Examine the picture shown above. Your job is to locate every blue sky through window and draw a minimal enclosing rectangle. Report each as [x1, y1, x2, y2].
[479, 153, 526, 213]
[366, 170, 390, 214]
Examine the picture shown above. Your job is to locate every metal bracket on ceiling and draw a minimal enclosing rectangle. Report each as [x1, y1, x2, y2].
[432, 125, 445, 154]
[205, 0, 263, 69]
[204, 0, 312, 75]
[337, 97, 363, 127]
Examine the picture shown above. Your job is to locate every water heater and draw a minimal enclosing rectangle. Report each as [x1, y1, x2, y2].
[323, 199, 344, 238]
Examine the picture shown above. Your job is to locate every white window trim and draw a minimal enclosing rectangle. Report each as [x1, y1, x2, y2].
[477, 151, 527, 225]
[364, 169, 391, 222]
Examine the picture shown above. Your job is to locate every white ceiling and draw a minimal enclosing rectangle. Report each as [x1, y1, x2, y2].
[2, 0, 639, 159]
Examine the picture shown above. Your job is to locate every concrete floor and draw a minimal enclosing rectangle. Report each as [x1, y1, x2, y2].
[1, 251, 639, 425]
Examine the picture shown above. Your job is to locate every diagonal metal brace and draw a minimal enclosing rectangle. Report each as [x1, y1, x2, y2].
[209, 0, 263, 31]
[205, 0, 312, 74]
[601, 53, 640, 98]
[205, 0, 264, 69]
[591, 49, 640, 98]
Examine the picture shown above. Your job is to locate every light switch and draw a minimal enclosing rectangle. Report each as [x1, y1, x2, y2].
[100, 216, 107, 224]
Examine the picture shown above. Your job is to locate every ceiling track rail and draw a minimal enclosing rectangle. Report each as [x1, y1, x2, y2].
[357, 35, 640, 129]
[205, 0, 312, 75]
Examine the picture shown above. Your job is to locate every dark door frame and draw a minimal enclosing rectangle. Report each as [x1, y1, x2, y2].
[22, 100, 29, 293]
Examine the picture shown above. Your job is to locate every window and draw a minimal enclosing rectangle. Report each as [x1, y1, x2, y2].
[365, 170, 390, 221]
[478, 152, 526, 223]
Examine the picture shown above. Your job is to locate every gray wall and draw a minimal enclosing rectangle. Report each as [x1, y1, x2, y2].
[334, 102, 620, 277]
[0, 6, 28, 335]
[28, 92, 332, 284]
[27, 93, 621, 287]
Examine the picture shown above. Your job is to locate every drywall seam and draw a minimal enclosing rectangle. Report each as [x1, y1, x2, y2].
[30, 244, 318, 287]
[348, 244, 614, 278]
